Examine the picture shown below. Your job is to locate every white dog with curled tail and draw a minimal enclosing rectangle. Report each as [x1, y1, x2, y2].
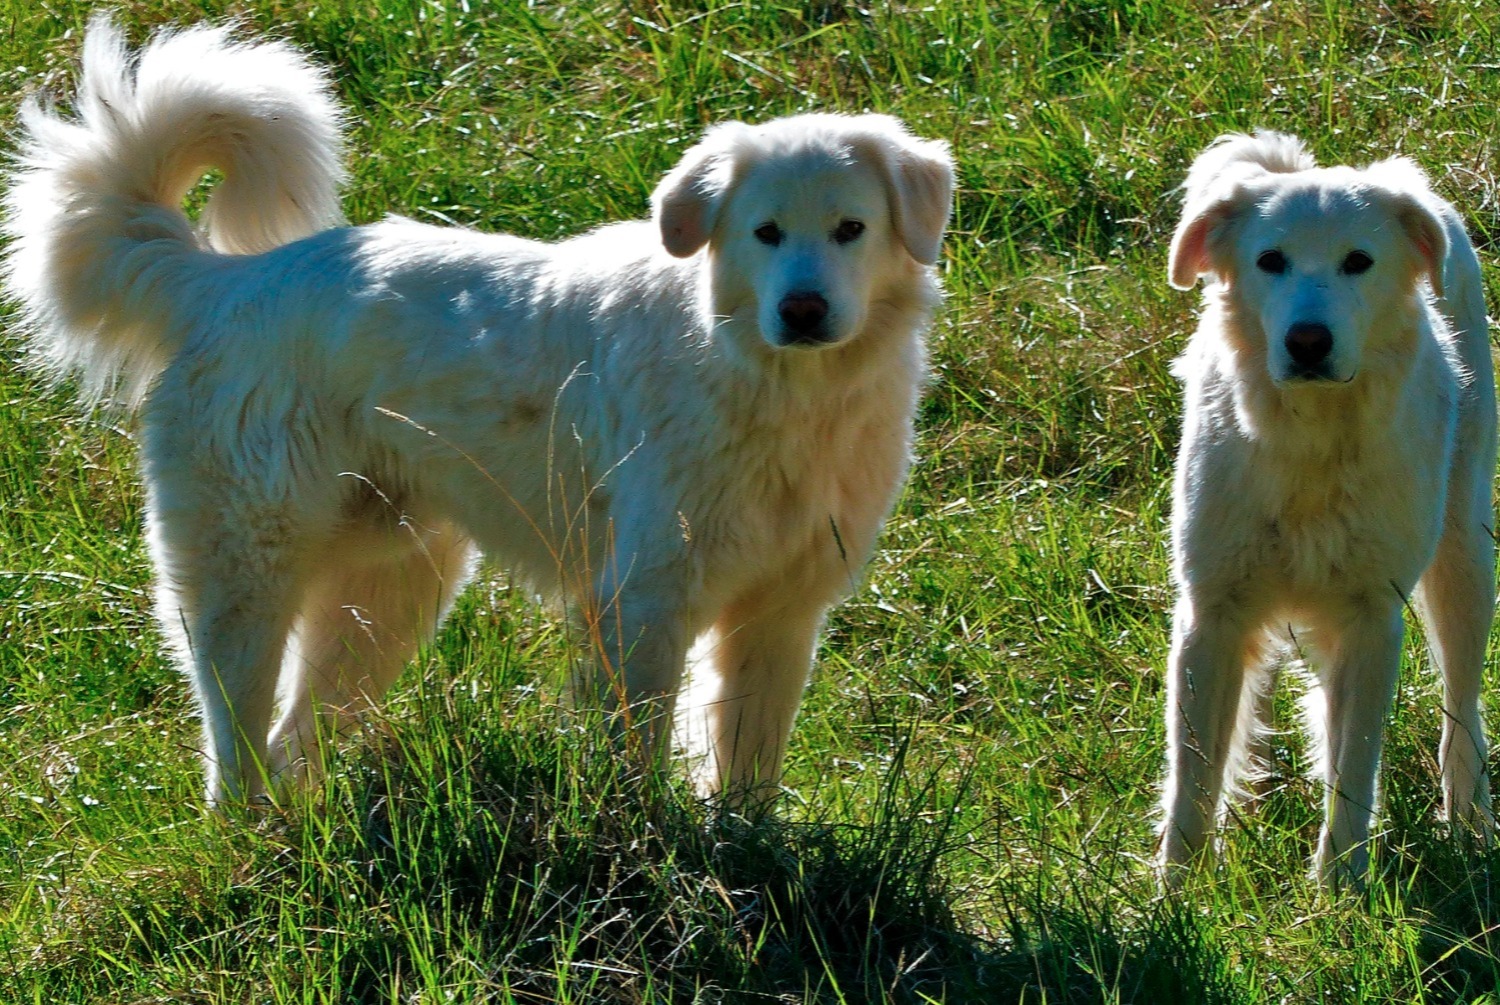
[3, 16, 954, 809]
[1159, 130, 1496, 887]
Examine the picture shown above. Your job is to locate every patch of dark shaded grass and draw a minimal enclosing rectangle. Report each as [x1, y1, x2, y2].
[989, 894, 1246, 1005]
[10, 704, 1001, 1002]
[7, 694, 1258, 1003]
[318, 720, 1002, 1002]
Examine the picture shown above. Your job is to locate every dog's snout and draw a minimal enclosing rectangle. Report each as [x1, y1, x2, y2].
[1285, 322, 1333, 368]
[777, 291, 829, 341]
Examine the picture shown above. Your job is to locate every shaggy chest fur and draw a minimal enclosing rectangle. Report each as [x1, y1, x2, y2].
[604, 338, 921, 627]
[691, 375, 909, 582]
[1175, 346, 1456, 608]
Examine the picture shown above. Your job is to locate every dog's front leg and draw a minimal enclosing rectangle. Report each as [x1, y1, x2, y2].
[1159, 599, 1253, 884]
[1314, 608, 1403, 887]
[579, 580, 691, 768]
[689, 602, 826, 807]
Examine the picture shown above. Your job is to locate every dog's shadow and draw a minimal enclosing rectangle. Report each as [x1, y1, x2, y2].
[271, 704, 1243, 1003]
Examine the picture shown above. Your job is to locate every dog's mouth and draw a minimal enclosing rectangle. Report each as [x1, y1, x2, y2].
[1280, 365, 1357, 385]
[774, 327, 839, 348]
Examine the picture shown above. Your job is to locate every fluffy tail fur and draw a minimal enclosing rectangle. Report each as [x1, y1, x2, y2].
[3, 15, 345, 406]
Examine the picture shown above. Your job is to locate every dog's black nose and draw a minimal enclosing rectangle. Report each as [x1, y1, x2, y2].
[1285, 322, 1333, 368]
[778, 291, 829, 341]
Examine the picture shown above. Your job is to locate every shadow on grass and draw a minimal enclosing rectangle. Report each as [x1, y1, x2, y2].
[13, 711, 1245, 1003]
[1377, 827, 1500, 1002]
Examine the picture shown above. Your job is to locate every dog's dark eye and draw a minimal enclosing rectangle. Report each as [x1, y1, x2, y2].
[1256, 249, 1287, 274]
[832, 219, 865, 245]
[754, 222, 783, 247]
[1340, 250, 1373, 275]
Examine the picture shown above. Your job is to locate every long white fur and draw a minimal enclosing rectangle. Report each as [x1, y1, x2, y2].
[1159, 131, 1496, 886]
[4, 19, 345, 406]
[3, 16, 954, 807]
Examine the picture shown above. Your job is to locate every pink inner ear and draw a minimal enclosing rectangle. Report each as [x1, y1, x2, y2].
[892, 147, 955, 265]
[1395, 200, 1447, 296]
[1168, 211, 1214, 290]
[658, 190, 710, 258]
[1412, 233, 1440, 278]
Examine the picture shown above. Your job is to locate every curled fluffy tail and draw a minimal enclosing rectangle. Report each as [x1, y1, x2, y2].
[3, 15, 345, 406]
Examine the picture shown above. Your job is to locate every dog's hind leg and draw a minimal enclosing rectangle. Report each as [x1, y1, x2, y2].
[1158, 600, 1256, 883]
[147, 504, 306, 808]
[1415, 518, 1496, 840]
[1311, 608, 1404, 887]
[266, 522, 476, 786]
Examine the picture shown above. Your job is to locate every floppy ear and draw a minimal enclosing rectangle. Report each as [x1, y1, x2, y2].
[860, 121, 955, 265]
[1168, 186, 1251, 290]
[1392, 194, 1449, 298]
[652, 123, 747, 258]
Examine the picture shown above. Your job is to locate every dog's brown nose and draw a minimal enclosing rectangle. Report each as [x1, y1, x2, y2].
[1285, 322, 1332, 367]
[778, 292, 829, 340]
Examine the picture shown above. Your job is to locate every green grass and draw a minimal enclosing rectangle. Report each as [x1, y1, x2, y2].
[4, 1, 1500, 1000]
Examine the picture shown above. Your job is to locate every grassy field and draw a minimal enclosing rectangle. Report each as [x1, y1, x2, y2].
[3, 0, 1500, 1001]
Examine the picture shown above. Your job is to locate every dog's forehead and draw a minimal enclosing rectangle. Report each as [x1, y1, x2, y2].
[727, 146, 887, 222]
[1246, 173, 1397, 250]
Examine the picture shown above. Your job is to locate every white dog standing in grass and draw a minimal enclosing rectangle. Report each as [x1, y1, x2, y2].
[1160, 131, 1496, 886]
[3, 17, 954, 808]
